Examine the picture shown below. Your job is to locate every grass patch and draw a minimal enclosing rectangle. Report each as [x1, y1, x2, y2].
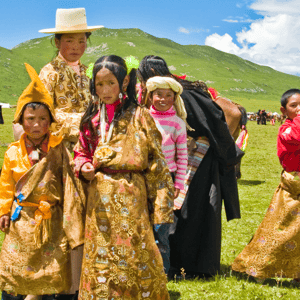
[2, 28, 300, 109]
[0, 110, 298, 299]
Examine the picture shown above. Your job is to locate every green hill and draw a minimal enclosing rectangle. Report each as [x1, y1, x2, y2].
[1, 28, 300, 112]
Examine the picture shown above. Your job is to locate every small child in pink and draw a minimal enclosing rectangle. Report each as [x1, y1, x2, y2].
[145, 76, 189, 273]
[146, 76, 189, 199]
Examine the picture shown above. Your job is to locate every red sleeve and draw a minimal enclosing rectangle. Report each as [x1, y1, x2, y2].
[277, 116, 300, 171]
[278, 116, 300, 144]
[73, 115, 99, 177]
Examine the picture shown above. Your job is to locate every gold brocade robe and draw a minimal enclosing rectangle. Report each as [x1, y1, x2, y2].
[232, 171, 300, 279]
[39, 55, 91, 151]
[74, 104, 174, 300]
[0, 135, 85, 295]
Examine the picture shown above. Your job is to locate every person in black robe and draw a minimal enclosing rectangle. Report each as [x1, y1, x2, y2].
[137, 55, 243, 278]
[0, 105, 4, 125]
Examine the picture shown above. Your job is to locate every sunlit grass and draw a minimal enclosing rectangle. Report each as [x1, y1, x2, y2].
[1, 110, 299, 298]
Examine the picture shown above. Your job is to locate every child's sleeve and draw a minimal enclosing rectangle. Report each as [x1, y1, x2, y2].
[73, 126, 97, 177]
[0, 151, 15, 216]
[39, 66, 56, 99]
[140, 108, 174, 225]
[49, 109, 83, 143]
[279, 116, 300, 143]
[174, 121, 188, 191]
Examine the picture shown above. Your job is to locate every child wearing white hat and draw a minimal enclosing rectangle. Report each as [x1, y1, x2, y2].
[38, 8, 103, 153]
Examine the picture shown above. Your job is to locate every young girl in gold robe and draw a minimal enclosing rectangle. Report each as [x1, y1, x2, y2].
[0, 64, 85, 300]
[73, 55, 174, 299]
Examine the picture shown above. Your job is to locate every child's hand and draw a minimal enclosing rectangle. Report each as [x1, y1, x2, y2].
[174, 188, 180, 199]
[81, 162, 95, 181]
[0, 214, 10, 232]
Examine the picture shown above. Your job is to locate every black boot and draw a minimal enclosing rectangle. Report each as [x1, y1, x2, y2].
[42, 295, 56, 300]
[53, 294, 77, 300]
[1, 291, 24, 300]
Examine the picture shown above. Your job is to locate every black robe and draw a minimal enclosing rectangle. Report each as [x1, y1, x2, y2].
[169, 88, 244, 276]
[0, 106, 4, 124]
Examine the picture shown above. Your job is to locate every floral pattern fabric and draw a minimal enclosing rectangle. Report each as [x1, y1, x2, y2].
[0, 136, 86, 295]
[74, 103, 174, 299]
[232, 171, 300, 279]
[39, 55, 92, 151]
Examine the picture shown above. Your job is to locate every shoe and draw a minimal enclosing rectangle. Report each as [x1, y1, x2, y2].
[291, 278, 300, 286]
[1, 291, 24, 300]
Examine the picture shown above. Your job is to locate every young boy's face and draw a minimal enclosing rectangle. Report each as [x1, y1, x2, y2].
[22, 105, 51, 143]
[55, 33, 87, 63]
[281, 93, 300, 120]
[151, 88, 175, 112]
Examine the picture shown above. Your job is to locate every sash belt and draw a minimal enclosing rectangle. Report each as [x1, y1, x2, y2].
[11, 194, 54, 225]
[101, 167, 141, 174]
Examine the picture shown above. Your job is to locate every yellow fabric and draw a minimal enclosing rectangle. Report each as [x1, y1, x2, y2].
[0, 133, 62, 217]
[145, 76, 193, 131]
[39, 55, 91, 151]
[13, 63, 57, 124]
[76, 104, 172, 299]
[0, 140, 86, 295]
[232, 171, 300, 279]
[16, 198, 53, 226]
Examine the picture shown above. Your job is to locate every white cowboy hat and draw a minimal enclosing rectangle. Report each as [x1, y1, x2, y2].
[39, 8, 104, 34]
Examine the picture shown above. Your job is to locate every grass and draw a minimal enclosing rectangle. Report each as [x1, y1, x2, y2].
[2, 28, 300, 108]
[0, 109, 298, 299]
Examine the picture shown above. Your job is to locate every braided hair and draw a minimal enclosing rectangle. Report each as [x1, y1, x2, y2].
[80, 55, 138, 139]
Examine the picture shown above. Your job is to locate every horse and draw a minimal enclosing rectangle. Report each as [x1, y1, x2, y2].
[213, 96, 247, 179]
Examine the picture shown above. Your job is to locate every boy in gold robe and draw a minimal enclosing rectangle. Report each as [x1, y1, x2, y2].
[0, 64, 85, 299]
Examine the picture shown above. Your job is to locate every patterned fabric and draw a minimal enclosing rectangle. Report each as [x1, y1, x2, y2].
[0, 134, 61, 216]
[174, 136, 210, 209]
[0, 137, 86, 295]
[74, 103, 173, 299]
[232, 171, 300, 279]
[149, 105, 187, 191]
[39, 55, 92, 151]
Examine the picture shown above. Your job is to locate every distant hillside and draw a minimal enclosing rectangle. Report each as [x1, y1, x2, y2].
[1, 28, 300, 112]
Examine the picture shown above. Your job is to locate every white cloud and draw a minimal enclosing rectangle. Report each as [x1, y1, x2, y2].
[178, 27, 209, 34]
[223, 19, 239, 23]
[179, 27, 190, 34]
[250, 0, 300, 16]
[205, 0, 300, 75]
[206, 33, 241, 54]
[223, 17, 254, 23]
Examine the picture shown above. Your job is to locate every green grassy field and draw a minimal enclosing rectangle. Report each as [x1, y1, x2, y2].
[2, 28, 300, 109]
[0, 108, 299, 299]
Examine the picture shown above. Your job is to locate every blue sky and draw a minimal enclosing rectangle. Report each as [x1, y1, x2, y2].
[1, 0, 300, 76]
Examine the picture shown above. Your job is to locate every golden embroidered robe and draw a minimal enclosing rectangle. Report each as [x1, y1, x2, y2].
[74, 104, 174, 300]
[39, 55, 91, 151]
[232, 171, 300, 279]
[0, 134, 85, 295]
